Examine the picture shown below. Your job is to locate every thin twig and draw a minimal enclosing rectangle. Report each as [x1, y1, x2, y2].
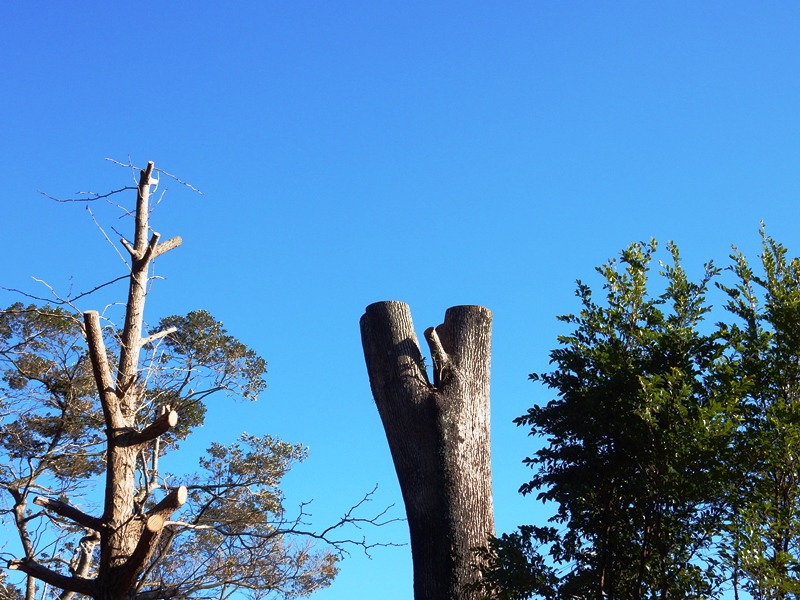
[1, 275, 129, 306]
[151, 188, 168, 211]
[105, 157, 204, 195]
[86, 205, 131, 269]
[38, 187, 136, 203]
[153, 167, 204, 195]
[104, 156, 139, 183]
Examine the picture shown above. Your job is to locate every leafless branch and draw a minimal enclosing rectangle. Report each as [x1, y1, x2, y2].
[152, 167, 204, 195]
[151, 236, 182, 260]
[168, 486, 404, 559]
[141, 327, 177, 348]
[7, 558, 95, 596]
[86, 205, 131, 269]
[275, 494, 404, 558]
[38, 187, 136, 203]
[105, 157, 204, 195]
[84, 310, 118, 428]
[318, 485, 401, 537]
[32, 497, 102, 532]
[1, 274, 129, 307]
[104, 156, 139, 176]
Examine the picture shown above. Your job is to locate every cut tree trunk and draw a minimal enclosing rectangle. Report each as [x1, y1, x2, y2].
[360, 301, 494, 600]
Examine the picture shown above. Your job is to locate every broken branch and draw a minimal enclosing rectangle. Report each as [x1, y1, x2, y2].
[116, 487, 188, 593]
[33, 497, 102, 531]
[140, 326, 177, 348]
[152, 236, 183, 260]
[126, 409, 179, 446]
[84, 310, 119, 425]
[8, 559, 96, 596]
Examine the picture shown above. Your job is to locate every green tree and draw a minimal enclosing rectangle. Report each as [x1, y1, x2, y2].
[491, 241, 732, 599]
[717, 229, 800, 599]
[467, 525, 558, 600]
[0, 162, 385, 600]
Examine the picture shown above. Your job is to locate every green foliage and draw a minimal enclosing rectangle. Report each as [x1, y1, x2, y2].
[145, 434, 338, 599]
[155, 310, 268, 401]
[468, 526, 559, 600]
[0, 304, 268, 483]
[0, 571, 23, 600]
[491, 240, 733, 599]
[144, 310, 268, 447]
[0, 303, 105, 481]
[716, 228, 800, 599]
[482, 230, 800, 599]
[0, 302, 299, 599]
[193, 433, 306, 527]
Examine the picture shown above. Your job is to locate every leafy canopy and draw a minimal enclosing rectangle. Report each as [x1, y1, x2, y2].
[477, 239, 737, 599]
[477, 229, 800, 599]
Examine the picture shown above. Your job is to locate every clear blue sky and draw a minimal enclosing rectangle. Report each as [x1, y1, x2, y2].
[2, 2, 799, 598]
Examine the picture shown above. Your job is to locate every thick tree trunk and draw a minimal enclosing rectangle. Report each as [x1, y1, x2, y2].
[360, 301, 494, 600]
[93, 164, 183, 600]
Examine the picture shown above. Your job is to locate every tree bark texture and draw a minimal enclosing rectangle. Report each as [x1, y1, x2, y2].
[93, 163, 184, 600]
[360, 301, 494, 600]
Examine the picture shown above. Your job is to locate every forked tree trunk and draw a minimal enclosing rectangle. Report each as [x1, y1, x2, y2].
[360, 301, 494, 600]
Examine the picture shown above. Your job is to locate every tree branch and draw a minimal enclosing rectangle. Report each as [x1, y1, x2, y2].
[120, 237, 138, 259]
[141, 327, 177, 348]
[1, 275, 129, 306]
[117, 161, 160, 396]
[59, 531, 100, 600]
[125, 408, 178, 447]
[116, 487, 188, 595]
[38, 186, 137, 203]
[85, 204, 131, 269]
[134, 585, 182, 600]
[33, 497, 102, 531]
[134, 162, 155, 253]
[84, 310, 120, 426]
[280, 492, 404, 558]
[424, 326, 451, 386]
[104, 157, 204, 195]
[138, 232, 161, 266]
[8, 558, 95, 596]
[168, 486, 403, 559]
[152, 236, 182, 260]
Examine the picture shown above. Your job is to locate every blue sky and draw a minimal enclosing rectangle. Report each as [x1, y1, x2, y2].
[2, 2, 800, 598]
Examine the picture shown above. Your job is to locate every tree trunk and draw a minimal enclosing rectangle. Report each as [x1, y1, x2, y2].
[7, 162, 185, 600]
[360, 301, 494, 600]
[91, 164, 184, 600]
[27, 163, 183, 600]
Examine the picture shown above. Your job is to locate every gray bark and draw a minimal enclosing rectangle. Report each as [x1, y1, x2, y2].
[360, 301, 494, 600]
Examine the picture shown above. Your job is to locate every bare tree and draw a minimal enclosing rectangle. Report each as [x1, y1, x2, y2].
[1, 162, 394, 600]
[360, 301, 494, 600]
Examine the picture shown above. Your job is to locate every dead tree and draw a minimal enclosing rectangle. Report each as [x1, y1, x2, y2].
[360, 301, 494, 600]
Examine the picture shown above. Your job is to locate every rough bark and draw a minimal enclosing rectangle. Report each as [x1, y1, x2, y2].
[360, 301, 494, 600]
[93, 162, 184, 600]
